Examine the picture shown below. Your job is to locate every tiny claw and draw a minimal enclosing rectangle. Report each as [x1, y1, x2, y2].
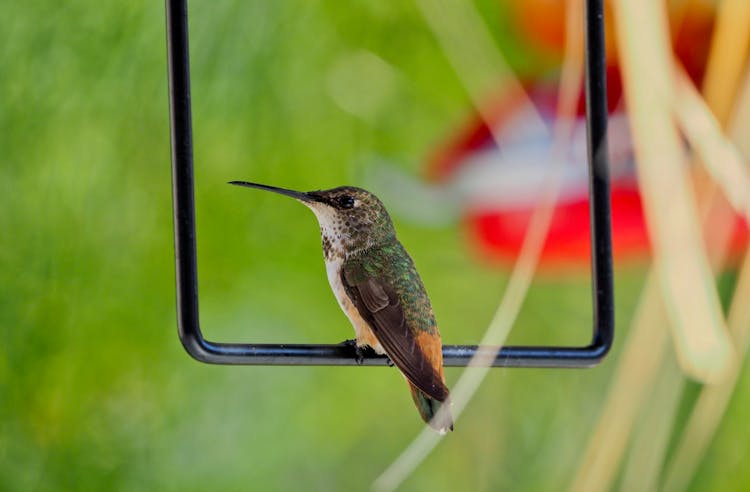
[354, 345, 366, 366]
[385, 356, 394, 367]
[339, 338, 357, 348]
[340, 339, 365, 364]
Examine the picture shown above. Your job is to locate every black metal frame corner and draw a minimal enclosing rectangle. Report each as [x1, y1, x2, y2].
[165, 0, 614, 368]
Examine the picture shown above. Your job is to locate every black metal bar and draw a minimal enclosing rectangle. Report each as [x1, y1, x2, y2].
[585, 0, 615, 353]
[165, 0, 614, 368]
[166, 0, 203, 359]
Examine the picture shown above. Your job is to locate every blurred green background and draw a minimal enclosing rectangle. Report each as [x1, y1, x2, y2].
[1, 1, 748, 491]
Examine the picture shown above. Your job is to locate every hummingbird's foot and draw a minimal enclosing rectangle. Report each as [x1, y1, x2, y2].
[339, 339, 365, 365]
[385, 356, 394, 367]
[354, 345, 367, 366]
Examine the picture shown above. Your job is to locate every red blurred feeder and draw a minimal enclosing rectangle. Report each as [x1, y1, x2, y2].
[425, 69, 747, 269]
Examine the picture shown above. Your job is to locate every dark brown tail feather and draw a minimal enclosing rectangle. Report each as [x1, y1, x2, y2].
[408, 381, 454, 433]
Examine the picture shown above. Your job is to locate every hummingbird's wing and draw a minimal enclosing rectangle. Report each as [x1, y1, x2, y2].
[341, 266, 449, 403]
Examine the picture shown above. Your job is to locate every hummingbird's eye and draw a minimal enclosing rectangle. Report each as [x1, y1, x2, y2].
[338, 195, 355, 209]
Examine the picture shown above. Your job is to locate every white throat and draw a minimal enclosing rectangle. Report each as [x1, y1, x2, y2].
[304, 202, 350, 262]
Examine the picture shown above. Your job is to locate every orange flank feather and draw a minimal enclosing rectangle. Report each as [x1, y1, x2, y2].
[406, 330, 453, 433]
[415, 330, 446, 384]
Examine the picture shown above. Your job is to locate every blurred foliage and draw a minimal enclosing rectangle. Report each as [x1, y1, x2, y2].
[0, 1, 747, 491]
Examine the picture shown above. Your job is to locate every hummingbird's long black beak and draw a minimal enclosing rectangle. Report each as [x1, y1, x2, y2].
[229, 181, 317, 203]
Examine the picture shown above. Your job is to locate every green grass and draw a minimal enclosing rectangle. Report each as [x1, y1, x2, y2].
[1, 1, 748, 491]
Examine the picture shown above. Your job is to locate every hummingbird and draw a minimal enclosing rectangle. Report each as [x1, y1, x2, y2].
[230, 181, 453, 433]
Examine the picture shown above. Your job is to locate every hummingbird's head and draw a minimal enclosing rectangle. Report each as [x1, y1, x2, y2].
[230, 181, 396, 257]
